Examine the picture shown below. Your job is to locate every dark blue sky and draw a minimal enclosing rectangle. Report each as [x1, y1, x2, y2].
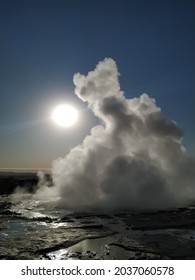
[1, 0, 194, 169]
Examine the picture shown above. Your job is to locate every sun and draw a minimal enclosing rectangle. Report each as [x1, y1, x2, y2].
[51, 104, 79, 127]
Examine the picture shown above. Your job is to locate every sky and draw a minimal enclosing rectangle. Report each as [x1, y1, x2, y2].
[1, 0, 195, 169]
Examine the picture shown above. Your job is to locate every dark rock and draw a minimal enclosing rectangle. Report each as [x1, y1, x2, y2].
[31, 216, 53, 223]
[60, 216, 75, 223]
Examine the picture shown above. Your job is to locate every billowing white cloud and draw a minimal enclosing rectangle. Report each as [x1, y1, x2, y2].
[43, 58, 195, 211]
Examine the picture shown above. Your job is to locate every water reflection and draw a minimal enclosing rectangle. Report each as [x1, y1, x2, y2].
[47, 236, 134, 260]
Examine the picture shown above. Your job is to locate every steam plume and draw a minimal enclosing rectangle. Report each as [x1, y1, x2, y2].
[48, 58, 195, 211]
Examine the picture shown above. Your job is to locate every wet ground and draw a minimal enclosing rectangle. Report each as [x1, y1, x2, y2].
[0, 195, 195, 260]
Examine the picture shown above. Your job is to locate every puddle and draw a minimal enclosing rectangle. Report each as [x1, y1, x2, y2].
[47, 235, 112, 259]
[0, 219, 30, 238]
[70, 236, 111, 253]
[46, 234, 136, 260]
[0, 219, 48, 239]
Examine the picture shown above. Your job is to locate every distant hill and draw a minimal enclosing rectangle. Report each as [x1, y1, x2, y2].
[0, 172, 50, 195]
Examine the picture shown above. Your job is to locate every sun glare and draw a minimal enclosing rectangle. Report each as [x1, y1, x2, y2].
[52, 104, 79, 127]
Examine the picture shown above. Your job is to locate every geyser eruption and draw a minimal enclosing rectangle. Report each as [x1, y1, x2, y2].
[47, 58, 195, 210]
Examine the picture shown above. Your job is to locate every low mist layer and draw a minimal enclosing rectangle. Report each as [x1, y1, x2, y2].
[39, 58, 195, 211]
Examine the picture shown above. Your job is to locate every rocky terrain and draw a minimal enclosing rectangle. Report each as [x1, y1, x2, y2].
[0, 195, 195, 260]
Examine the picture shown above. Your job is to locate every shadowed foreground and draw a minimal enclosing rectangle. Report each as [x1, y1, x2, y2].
[0, 195, 195, 260]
